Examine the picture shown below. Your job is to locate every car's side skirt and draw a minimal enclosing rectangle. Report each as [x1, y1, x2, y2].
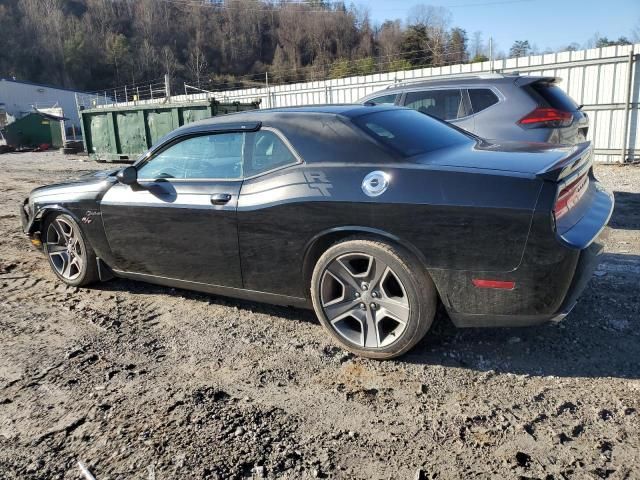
[111, 269, 311, 309]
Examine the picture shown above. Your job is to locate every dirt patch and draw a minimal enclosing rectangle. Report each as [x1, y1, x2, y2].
[1, 152, 639, 479]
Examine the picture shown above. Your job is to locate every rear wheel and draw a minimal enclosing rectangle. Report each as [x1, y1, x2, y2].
[311, 238, 437, 359]
[43, 213, 98, 287]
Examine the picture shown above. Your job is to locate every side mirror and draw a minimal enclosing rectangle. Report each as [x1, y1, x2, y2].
[117, 166, 137, 185]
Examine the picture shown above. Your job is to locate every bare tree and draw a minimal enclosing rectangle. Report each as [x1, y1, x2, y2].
[161, 45, 178, 80]
[186, 46, 208, 87]
[470, 31, 486, 59]
[407, 5, 451, 65]
[377, 20, 403, 59]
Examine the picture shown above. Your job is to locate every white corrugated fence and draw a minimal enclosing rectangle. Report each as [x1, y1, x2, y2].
[107, 43, 640, 163]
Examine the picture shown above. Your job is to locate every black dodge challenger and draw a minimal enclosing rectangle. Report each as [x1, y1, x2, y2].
[21, 105, 613, 359]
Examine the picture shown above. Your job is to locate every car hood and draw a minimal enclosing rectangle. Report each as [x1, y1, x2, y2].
[29, 168, 118, 199]
[416, 139, 589, 177]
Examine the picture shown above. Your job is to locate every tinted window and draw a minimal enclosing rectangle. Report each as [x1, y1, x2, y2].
[353, 109, 471, 157]
[138, 133, 244, 180]
[531, 83, 579, 111]
[468, 88, 499, 113]
[404, 89, 467, 120]
[366, 93, 397, 105]
[246, 130, 297, 176]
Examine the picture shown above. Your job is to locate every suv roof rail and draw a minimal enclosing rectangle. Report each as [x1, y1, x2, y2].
[385, 72, 520, 89]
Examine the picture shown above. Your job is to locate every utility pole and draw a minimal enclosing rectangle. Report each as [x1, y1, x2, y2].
[265, 72, 271, 108]
[621, 48, 635, 163]
[489, 36, 494, 73]
[164, 73, 171, 100]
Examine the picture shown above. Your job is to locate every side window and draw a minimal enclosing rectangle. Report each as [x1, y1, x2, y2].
[246, 130, 297, 176]
[366, 93, 397, 105]
[137, 133, 245, 180]
[468, 88, 499, 114]
[404, 89, 467, 121]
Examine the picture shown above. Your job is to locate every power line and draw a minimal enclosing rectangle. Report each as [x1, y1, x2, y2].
[158, 0, 356, 14]
[199, 46, 471, 86]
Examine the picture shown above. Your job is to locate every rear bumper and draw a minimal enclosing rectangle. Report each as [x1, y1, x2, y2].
[444, 180, 613, 328]
[448, 239, 605, 327]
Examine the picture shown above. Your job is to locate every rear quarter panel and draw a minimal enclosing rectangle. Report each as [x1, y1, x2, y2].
[237, 162, 543, 298]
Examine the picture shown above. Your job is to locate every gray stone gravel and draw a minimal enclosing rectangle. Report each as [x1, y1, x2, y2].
[0, 152, 639, 479]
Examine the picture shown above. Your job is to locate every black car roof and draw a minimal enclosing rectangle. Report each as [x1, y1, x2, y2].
[223, 104, 395, 118]
[172, 104, 397, 133]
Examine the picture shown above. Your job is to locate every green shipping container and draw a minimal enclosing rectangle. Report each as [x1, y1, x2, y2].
[80, 99, 260, 162]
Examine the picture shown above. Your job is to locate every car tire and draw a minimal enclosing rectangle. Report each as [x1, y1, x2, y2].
[311, 238, 437, 359]
[42, 213, 99, 287]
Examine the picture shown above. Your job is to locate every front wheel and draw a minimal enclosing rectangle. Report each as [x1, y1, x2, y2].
[43, 213, 98, 287]
[311, 238, 437, 359]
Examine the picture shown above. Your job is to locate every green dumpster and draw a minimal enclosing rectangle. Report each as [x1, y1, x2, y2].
[80, 99, 260, 162]
[3, 112, 64, 149]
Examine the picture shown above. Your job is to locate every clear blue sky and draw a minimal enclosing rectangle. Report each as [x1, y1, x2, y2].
[361, 0, 639, 55]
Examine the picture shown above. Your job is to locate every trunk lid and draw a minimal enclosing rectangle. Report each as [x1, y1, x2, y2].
[416, 139, 592, 179]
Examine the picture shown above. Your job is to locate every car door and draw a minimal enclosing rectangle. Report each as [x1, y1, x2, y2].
[236, 128, 306, 296]
[100, 131, 246, 287]
[402, 88, 473, 132]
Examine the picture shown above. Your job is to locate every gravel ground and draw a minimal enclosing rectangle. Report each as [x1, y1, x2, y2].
[0, 151, 639, 480]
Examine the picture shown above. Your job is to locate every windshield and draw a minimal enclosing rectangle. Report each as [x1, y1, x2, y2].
[352, 108, 471, 157]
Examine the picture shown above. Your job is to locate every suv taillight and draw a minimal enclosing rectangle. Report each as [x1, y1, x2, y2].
[518, 107, 573, 128]
[554, 172, 589, 219]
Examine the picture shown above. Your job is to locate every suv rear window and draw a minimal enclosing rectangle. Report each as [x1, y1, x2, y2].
[530, 83, 579, 111]
[352, 109, 470, 157]
[468, 88, 499, 113]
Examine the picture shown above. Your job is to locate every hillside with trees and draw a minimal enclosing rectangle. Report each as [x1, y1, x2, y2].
[0, 0, 636, 94]
[0, 0, 474, 92]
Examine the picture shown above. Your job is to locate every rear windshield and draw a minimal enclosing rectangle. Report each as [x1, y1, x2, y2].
[352, 109, 471, 157]
[531, 83, 579, 111]
[366, 93, 397, 105]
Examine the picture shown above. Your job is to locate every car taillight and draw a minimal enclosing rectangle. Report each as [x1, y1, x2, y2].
[554, 173, 589, 219]
[518, 107, 573, 128]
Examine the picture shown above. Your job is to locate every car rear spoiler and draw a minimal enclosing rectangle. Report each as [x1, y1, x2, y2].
[536, 142, 592, 182]
[514, 76, 560, 87]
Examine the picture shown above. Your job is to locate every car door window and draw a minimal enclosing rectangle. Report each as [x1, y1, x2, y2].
[404, 89, 467, 121]
[137, 133, 245, 180]
[366, 93, 397, 105]
[468, 88, 499, 114]
[246, 130, 297, 176]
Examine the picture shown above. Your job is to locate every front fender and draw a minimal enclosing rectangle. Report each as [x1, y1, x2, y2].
[22, 202, 80, 236]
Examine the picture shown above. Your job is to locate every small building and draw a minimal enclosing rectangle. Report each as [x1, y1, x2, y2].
[0, 78, 82, 132]
[2, 110, 66, 149]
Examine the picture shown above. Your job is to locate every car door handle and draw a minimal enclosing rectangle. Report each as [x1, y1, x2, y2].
[210, 193, 232, 205]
